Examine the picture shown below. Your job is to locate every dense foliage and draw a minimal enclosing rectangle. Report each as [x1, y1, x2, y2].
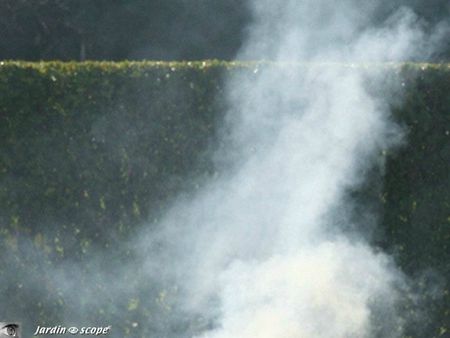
[383, 65, 450, 336]
[0, 61, 448, 337]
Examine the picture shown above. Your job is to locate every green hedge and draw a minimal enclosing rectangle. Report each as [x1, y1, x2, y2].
[0, 61, 448, 337]
[383, 65, 450, 337]
[0, 61, 229, 245]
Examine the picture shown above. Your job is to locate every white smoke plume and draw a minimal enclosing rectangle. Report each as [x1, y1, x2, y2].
[136, 1, 447, 338]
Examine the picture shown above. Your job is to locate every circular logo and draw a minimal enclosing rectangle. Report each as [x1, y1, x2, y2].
[0, 323, 19, 338]
[68, 327, 79, 334]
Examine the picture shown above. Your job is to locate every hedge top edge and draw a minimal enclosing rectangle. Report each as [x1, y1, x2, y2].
[0, 60, 449, 71]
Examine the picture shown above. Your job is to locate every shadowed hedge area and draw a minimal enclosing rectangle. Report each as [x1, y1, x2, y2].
[0, 61, 448, 337]
[0, 61, 227, 246]
[382, 65, 450, 336]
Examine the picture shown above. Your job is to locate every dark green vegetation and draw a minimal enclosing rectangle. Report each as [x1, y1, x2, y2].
[383, 65, 450, 337]
[0, 61, 448, 337]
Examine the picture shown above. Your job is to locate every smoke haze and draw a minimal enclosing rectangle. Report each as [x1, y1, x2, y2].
[1, 1, 448, 338]
[137, 1, 447, 337]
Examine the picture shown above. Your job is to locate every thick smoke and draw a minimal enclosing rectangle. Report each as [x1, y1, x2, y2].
[134, 1, 447, 338]
[2, 1, 447, 337]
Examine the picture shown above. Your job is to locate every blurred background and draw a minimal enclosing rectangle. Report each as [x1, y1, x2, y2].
[0, 0, 449, 61]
